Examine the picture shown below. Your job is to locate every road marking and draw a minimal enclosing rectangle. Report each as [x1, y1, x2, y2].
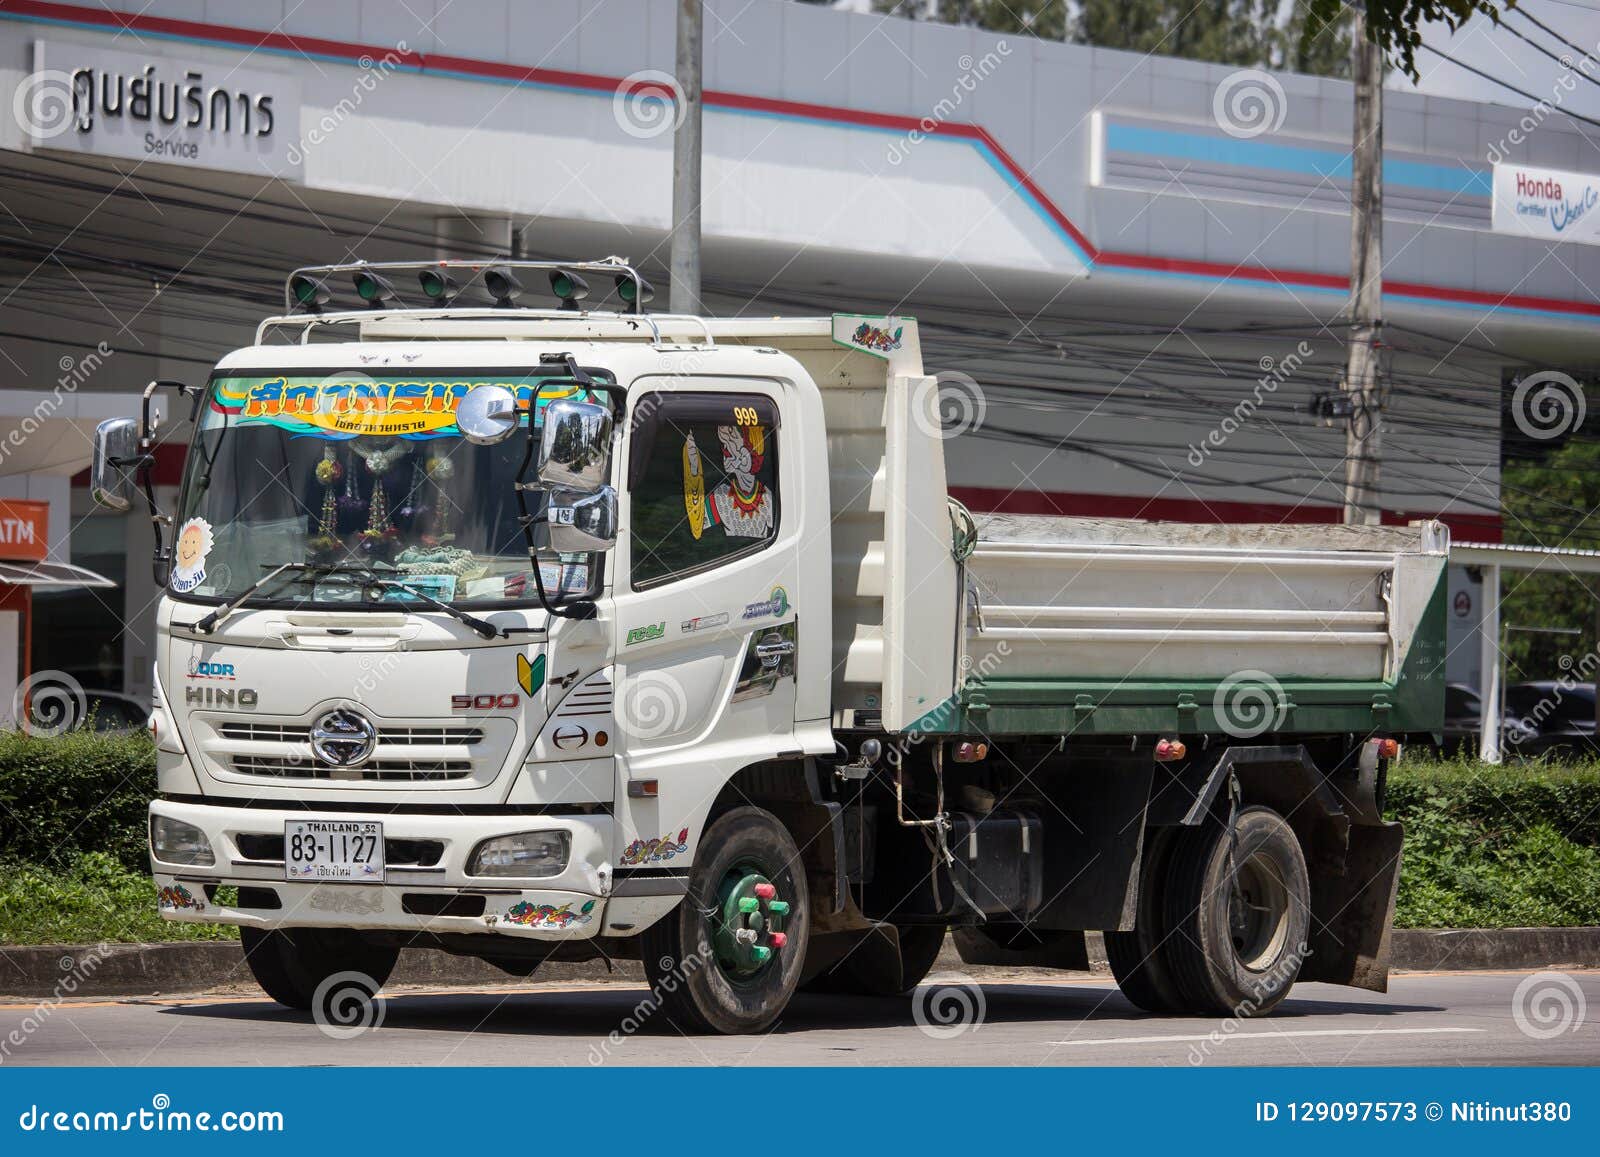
[1051, 1026, 1485, 1046]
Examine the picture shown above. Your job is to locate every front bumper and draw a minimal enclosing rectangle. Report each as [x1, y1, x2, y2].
[150, 799, 614, 940]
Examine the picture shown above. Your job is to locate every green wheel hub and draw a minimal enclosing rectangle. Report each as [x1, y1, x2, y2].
[712, 866, 792, 979]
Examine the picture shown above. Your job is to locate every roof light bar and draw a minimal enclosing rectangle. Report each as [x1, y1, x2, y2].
[418, 266, 461, 304]
[288, 273, 332, 314]
[484, 265, 523, 308]
[615, 272, 654, 314]
[549, 268, 590, 311]
[352, 266, 398, 308]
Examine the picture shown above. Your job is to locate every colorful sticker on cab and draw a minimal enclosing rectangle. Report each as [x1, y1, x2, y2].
[158, 883, 205, 911]
[504, 900, 595, 929]
[169, 518, 213, 594]
[620, 828, 691, 866]
[625, 622, 666, 646]
[212, 376, 590, 441]
[517, 653, 546, 696]
[741, 587, 790, 621]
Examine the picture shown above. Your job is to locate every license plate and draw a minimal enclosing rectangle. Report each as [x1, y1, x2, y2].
[284, 820, 384, 883]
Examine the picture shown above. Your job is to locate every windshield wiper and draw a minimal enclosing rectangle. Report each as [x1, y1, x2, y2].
[192, 562, 306, 634]
[302, 563, 502, 640]
[192, 562, 502, 639]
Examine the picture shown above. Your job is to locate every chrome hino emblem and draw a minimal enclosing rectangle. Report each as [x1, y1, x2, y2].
[310, 707, 377, 768]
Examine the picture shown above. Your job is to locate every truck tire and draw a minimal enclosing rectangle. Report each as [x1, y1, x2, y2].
[240, 927, 399, 1011]
[1104, 826, 1185, 1013]
[641, 806, 810, 1034]
[1161, 807, 1310, 1016]
[804, 924, 946, 996]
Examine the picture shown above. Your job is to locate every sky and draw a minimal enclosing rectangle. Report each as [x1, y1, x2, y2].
[1399, 0, 1600, 127]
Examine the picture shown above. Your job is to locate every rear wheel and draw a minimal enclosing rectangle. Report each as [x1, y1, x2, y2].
[239, 926, 399, 1011]
[1105, 826, 1184, 1013]
[641, 807, 809, 1034]
[1161, 807, 1310, 1016]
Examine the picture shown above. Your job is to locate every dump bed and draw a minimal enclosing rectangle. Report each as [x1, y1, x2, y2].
[740, 315, 1449, 741]
[941, 515, 1450, 738]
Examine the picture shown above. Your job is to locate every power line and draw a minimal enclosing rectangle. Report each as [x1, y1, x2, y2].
[1418, 41, 1600, 128]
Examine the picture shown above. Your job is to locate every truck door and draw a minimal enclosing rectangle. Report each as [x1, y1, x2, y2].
[610, 381, 800, 820]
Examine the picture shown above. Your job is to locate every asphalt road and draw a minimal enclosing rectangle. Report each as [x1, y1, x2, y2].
[0, 970, 1594, 1067]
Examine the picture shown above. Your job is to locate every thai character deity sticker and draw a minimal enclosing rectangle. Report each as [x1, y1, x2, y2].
[683, 423, 773, 540]
[169, 518, 214, 594]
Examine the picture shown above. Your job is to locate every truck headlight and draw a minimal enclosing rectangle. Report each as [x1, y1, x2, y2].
[468, 831, 570, 878]
[150, 815, 214, 867]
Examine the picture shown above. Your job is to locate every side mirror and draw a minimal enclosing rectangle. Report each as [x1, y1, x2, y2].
[91, 418, 140, 513]
[548, 486, 617, 553]
[457, 384, 519, 445]
[538, 399, 613, 492]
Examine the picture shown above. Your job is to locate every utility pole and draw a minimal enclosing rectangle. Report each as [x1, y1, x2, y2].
[670, 0, 703, 314]
[1343, 10, 1384, 526]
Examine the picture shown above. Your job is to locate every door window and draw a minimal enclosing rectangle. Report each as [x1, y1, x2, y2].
[628, 393, 780, 588]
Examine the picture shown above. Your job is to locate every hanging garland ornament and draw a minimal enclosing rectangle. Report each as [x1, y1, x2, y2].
[310, 446, 344, 555]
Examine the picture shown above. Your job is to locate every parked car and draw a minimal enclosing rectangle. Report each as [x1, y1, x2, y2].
[76, 691, 150, 734]
[1503, 681, 1600, 760]
[1439, 682, 1536, 755]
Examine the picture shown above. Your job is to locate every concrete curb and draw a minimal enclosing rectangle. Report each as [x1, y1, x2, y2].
[0, 928, 1595, 1000]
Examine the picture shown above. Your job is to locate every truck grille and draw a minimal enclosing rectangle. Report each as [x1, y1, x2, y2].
[230, 755, 474, 782]
[219, 723, 484, 745]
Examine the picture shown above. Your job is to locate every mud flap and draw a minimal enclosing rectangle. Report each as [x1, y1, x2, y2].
[1300, 820, 1404, 991]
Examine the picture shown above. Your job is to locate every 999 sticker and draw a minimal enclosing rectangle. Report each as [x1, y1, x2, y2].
[169, 518, 214, 594]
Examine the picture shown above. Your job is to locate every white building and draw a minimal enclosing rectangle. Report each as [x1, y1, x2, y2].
[3, 0, 1598, 705]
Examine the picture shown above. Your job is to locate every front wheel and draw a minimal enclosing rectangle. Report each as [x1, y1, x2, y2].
[1161, 807, 1310, 1016]
[641, 806, 810, 1034]
[239, 927, 399, 1011]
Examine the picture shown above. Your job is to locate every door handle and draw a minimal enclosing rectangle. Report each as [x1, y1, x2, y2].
[755, 638, 796, 662]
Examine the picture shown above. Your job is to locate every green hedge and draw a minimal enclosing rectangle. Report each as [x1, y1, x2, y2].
[1, 734, 1599, 942]
[1387, 756, 1600, 929]
[0, 729, 156, 871]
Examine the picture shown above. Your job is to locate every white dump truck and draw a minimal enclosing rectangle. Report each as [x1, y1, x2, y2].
[93, 259, 1447, 1034]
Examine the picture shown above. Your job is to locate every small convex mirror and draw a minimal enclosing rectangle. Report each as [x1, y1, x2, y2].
[547, 486, 618, 553]
[456, 385, 520, 445]
[91, 417, 139, 512]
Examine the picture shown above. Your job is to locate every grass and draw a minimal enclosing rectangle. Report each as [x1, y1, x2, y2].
[0, 853, 236, 945]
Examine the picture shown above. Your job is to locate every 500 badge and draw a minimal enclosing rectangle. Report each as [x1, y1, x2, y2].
[451, 693, 520, 710]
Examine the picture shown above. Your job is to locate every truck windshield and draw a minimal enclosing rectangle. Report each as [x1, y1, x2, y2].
[169, 369, 615, 609]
